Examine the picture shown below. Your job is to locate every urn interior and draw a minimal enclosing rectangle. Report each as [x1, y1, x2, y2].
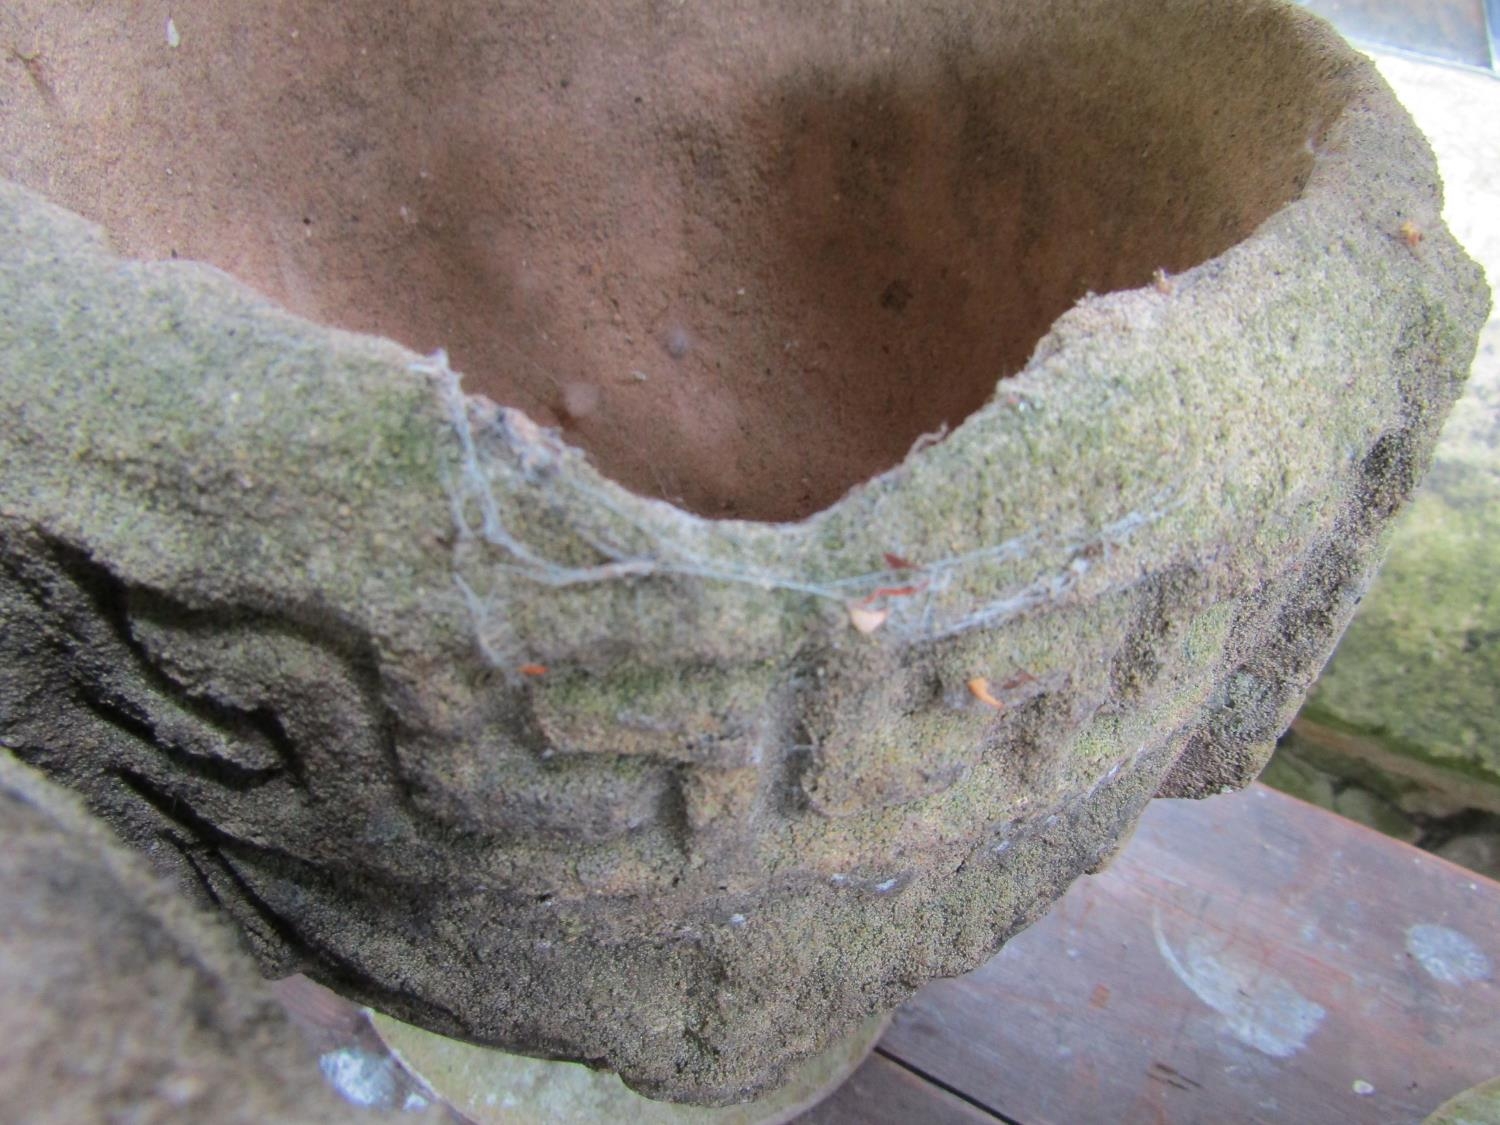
[2, 1, 1337, 519]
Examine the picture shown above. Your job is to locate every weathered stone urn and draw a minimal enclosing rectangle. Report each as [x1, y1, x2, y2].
[0, 0, 1487, 1107]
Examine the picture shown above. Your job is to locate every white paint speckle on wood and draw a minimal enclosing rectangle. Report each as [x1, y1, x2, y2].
[1406, 923, 1493, 985]
[318, 1047, 397, 1109]
[1154, 909, 1327, 1058]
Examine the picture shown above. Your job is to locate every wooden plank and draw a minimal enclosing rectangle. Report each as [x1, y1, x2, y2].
[798, 1051, 1005, 1125]
[880, 783, 1500, 1124]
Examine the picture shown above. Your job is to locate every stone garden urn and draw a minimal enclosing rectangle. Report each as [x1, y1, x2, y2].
[0, 0, 1488, 1109]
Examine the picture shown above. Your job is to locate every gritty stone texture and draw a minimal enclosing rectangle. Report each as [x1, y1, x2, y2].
[1425, 1075, 1500, 1125]
[1259, 747, 1338, 810]
[0, 0, 1489, 1106]
[1296, 317, 1500, 811]
[1273, 52, 1500, 841]
[368, 1007, 889, 1124]
[1331, 786, 1420, 844]
[0, 756, 368, 1124]
[1435, 834, 1500, 882]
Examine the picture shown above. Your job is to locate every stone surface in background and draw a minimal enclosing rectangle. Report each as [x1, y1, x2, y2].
[1268, 55, 1500, 879]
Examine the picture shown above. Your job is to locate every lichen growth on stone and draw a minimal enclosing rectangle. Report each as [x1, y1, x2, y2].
[0, 0, 1489, 1106]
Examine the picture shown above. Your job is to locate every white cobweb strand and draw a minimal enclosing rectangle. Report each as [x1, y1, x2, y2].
[410, 350, 1180, 669]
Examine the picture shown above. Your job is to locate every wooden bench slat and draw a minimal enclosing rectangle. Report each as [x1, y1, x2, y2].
[799, 1050, 1007, 1124]
[873, 783, 1500, 1124]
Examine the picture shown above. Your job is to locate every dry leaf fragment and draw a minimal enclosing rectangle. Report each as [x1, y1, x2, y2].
[848, 604, 889, 634]
[852, 582, 926, 613]
[998, 670, 1037, 692]
[865, 584, 921, 602]
[968, 677, 1005, 710]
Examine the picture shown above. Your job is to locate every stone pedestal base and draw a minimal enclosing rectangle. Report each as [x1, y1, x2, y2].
[370, 1009, 892, 1124]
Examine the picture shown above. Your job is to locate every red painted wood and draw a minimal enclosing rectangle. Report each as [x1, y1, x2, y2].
[798, 1051, 1002, 1124]
[875, 783, 1500, 1124]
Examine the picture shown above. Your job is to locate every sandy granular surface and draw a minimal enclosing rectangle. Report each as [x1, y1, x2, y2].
[1373, 52, 1500, 449]
[1, 3, 1313, 520]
